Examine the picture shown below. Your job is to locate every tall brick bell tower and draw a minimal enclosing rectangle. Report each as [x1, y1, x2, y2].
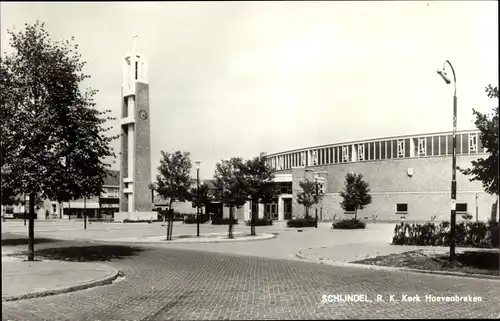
[117, 36, 156, 221]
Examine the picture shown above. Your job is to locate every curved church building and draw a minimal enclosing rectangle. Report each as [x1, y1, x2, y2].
[261, 129, 496, 222]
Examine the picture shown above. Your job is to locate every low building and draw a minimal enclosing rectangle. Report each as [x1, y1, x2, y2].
[1, 170, 120, 220]
[262, 129, 497, 222]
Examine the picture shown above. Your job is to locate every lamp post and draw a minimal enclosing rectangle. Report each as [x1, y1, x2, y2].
[314, 175, 318, 228]
[436, 60, 457, 261]
[195, 160, 201, 237]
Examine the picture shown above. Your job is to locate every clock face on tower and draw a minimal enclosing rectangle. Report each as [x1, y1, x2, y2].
[139, 110, 148, 120]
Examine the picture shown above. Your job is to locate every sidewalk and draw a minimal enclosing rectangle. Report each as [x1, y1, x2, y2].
[2, 258, 119, 301]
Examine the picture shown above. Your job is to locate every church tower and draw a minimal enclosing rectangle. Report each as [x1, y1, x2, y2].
[119, 36, 154, 218]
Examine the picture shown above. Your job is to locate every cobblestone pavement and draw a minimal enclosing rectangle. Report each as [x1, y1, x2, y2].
[2, 242, 500, 320]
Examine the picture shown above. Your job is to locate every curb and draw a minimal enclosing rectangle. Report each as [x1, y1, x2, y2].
[92, 233, 278, 244]
[295, 252, 500, 281]
[2, 266, 121, 302]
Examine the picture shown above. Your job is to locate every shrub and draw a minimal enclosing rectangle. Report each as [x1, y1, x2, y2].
[183, 215, 210, 224]
[245, 218, 273, 226]
[332, 218, 366, 229]
[123, 219, 153, 223]
[211, 217, 238, 225]
[392, 219, 499, 248]
[286, 217, 316, 228]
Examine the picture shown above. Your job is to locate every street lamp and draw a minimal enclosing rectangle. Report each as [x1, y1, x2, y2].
[314, 174, 319, 228]
[436, 60, 457, 261]
[195, 160, 201, 237]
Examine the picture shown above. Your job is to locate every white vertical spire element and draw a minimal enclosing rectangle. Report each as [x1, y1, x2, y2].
[133, 34, 138, 53]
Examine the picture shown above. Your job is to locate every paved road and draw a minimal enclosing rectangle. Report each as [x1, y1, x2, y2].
[2, 240, 499, 320]
[1, 221, 397, 261]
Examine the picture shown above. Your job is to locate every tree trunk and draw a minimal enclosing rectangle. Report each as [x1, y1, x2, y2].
[84, 196, 87, 229]
[251, 200, 256, 236]
[23, 193, 27, 226]
[354, 209, 357, 221]
[305, 206, 309, 219]
[59, 202, 62, 219]
[167, 201, 174, 240]
[68, 201, 71, 220]
[27, 193, 35, 261]
[228, 206, 234, 239]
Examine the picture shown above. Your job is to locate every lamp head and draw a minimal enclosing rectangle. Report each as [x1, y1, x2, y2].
[194, 160, 201, 170]
[436, 70, 451, 84]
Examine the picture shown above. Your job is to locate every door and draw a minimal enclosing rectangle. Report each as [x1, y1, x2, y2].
[283, 198, 292, 220]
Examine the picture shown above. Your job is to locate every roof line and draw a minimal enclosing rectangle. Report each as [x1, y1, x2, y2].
[265, 128, 479, 157]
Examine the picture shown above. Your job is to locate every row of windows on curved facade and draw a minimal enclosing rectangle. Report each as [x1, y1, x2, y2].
[265, 131, 485, 171]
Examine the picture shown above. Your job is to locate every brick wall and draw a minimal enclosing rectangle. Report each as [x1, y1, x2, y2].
[286, 154, 496, 221]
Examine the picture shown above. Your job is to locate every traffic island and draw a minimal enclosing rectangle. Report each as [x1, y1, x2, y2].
[94, 232, 277, 244]
[296, 244, 500, 280]
[353, 249, 500, 278]
[2, 259, 120, 301]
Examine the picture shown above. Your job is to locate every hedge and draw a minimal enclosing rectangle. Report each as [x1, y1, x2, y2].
[245, 218, 273, 226]
[211, 217, 238, 225]
[123, 219, 154, 223]
[332, 218, 366, 229]
[392, 220, 499, 248]
[286, 217, 317, 228]
[183, 215, 210, 224]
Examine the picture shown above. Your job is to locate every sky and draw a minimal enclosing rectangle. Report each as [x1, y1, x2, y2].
[1, 1, 498, 180]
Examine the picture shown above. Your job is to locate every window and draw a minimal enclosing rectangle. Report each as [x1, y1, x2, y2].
[102, 187, 109, 198]
[358, 144, 365, 161]
[312, 150, 318, 165]
[397, 140, 405, 158]
[278, 182, 292, 194]
[439, 135, 447, 155]
[460, 134, 468, 154]
[427, 137, 433, 156]
[344, 204, 355, 213]
[431, 136, 439, 156]
[135, 61, 138, 80]
[418, 138, 426, 156]
[112, 188, 119, 198]
[342, 146, 349, 162]
[380, 142, 386, 159]
[456, 203, 467, 213]
[301, 152, 305, 166]
[396, 203, 408, 213]
[469, 133, 477, 153]
[369, 143, 375, 160]
[52, 204, 57, 214]
[405, 139, 411, 157]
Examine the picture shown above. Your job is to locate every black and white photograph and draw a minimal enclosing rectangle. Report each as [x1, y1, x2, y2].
[1, 1, 499, 320]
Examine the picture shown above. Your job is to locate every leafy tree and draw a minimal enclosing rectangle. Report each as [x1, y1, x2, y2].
[190, 182, 212, 215]
[1, 21, 117, 260]
[339, 172, 372, 220]
[153, 150, 192, 238]
[242, 157, 278, 235]
[459, 84, 498, 221]
[213, 158, 247, 239]
[297, 178, 323, 218]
